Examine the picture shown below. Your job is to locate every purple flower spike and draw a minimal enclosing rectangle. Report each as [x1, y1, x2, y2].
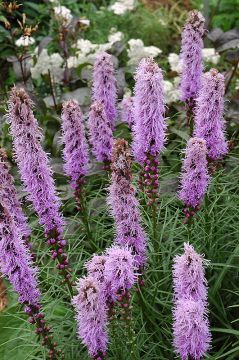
[88, 101, 113, 165]
[104, 246, 135, 299]
[173, 299, 211, 360]
[92, 52, 117, 127]
[0, 203, 40, 306]
[121, 96, 134, 128]
[72, 276, 108, 359]
[179, 137, 209, 216]
[180, 10, 205, 104]
[172, 243, 211, 360]
[61, 99, 89, 190]
[172, 243, 208, 302]
[132, 58, 167, 203]
[0, 148, 31, 242]
[108, 139, 147, 267]
[132, 58, 167, 165]
[7, 87, 72, 286]
[194, 69, 228, 160]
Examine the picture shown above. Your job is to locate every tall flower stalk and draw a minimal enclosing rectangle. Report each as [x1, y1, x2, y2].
[0, 202, 62, 359]
[7, 87, 72, 294]
[180, 10, 205, 126]
[179, 137, 210, 222]
[92, 52, 117, 128]
[172, 243, 211, 360]
[108, 138, 147, 269]
[88, 100, 113, 171]
[0, 147, 31, 244]
[61, 99, 89, 209]
[194, 69, 228, 163]
[132, 58, 167, 207]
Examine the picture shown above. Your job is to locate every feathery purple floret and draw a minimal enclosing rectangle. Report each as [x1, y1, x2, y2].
[86, 254, 107, 284]
[132, 58, 167, 164]
[61, 99, 89, 190]
[179, 137, 209, 210]
[173, 243, 208, 302]
[72, 276, 108, 359]
[108, 139, 147, 267]
[121, 96, 134, 128]
[194, 69, 228, 160]
[104, 246, 135, 300]
[180, 10, 205, 103]
[173, 299, 211, 360]
[0, 203, 40, 306]
[7, 87, 64, 237]
[0, 148, 31, 242]
[92, 52, 117, 126]
[88, 101, 113, 163]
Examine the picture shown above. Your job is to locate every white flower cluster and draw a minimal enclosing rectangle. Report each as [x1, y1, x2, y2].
[15, 36, 35, 47]
[127, 39, 162, 66]
[163, 77, 181, 104]
[168, 48, 220, 73]
[68, 31, 124, 69]
[31, 49, 64, 83]
[53, 5, 73, 25]
[109, 0, 136, 15]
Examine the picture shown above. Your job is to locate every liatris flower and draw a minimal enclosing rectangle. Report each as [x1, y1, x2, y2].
[7, 87, 71, 288]
[85, 254, 107, 284]
[108, 139, 147, 267]
[0, 202, 40, 306]
[0, 148, 31, 243]
[179, 137, 209, 220]
[172, 243, 208, 302]
[61, 99, 89, 208]
[194, 69, 228, 161]
[121, 96, 134, 128]
[180, 10, 205, 119]
[173, 299, 211, 360]
[72, 276, 108, 359]
[132, 58, 167, 204]
[0, 202, 62, 359]
[88, 101, 113, 169]
[104, 246, 135, 300]
[92, 52, 117, 127]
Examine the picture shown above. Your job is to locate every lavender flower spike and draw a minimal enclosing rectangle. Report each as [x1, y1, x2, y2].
[194, 69, 228, 160]
[172, 243, 209, 302]
[104, 246, 135, 300]
[88, 101, 113, 167]
[172, 243, 211, 359]
[92, 52, 117, 127]
[180, 10, 205, 104]
[61, 99, 89, 190]
[85, 254, 107, 284]
[72, 276, 108, 359]
[121, 96, 134, 128]
[7, 87, 71, 286]
[0, 148, 31, 242]
[108, 139, 147, 267]
[179, 137, 209, 218]
[132, 58, 167, 204]
[173, 299, 211, 360]
[0, 202, 40, 306]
